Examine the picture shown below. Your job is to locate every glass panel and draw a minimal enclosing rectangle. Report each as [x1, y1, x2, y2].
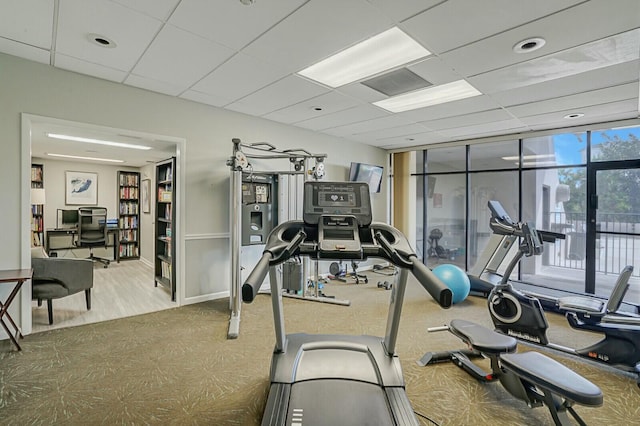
[596, 169, 640, 235]
[523, 132, 587, 167]
[426, 146, 465, 172]
[468, 171, 518, 272]
[591, 125, 640, 162]
[425, 173, 465, 269]
[469, 140, 519, 170]
[415, 150, 425, 174]
[595, 168, 640, 297]
[520, 168, 587, 293]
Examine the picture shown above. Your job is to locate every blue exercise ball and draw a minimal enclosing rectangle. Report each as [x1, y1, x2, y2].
[432, 264, 470, 304]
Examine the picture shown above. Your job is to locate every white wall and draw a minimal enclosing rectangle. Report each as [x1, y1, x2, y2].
[0, 53, 388, 335]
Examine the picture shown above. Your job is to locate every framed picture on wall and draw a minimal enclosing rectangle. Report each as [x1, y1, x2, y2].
[66, 171, 98, 205]
[141, 179, 151, 213]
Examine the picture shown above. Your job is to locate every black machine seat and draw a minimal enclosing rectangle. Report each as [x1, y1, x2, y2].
[449, 319, 517, 354]
[500, 351, 603, 407]
[557, 265, 633, 318]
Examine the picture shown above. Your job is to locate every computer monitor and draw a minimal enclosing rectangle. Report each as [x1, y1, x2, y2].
[57, 209, 79, 229]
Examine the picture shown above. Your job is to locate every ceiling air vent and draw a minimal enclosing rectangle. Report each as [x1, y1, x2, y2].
[361, 68, 431, 97]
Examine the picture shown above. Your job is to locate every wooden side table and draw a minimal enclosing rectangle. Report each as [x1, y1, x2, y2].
[0, 269, 33, 351]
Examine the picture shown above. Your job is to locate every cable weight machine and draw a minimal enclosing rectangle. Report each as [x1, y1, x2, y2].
[226, 138, 347, 339]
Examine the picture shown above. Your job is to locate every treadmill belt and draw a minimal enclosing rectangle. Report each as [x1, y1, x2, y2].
[287, 379, 395, 425]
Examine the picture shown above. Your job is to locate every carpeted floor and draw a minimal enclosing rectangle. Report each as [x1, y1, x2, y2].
[1, 273, 638, 425]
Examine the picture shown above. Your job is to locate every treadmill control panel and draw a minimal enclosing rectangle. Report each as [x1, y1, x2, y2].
[303, 181, 372, 226]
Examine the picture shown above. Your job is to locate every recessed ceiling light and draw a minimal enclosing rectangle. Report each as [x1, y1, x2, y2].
[513, 37, 546, 53]
[46, 153, 124, 163]
[87, 33, 117, 48]
[373, 80, 481, 113]
[298, 27, 430, 88]
[564, 113, 585, 119]
[46, 133, 152, 150]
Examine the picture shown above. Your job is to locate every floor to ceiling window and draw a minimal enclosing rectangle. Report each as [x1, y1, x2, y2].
[413, 123, 640, 302]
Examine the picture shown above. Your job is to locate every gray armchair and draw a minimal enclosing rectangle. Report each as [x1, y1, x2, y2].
[31, 247, 94, 325]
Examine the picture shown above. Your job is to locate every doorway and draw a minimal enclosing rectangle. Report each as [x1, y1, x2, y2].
[21, 114, 186, 334]
[587, 161, 640, 297]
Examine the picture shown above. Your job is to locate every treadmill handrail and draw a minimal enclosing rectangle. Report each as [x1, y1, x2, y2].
[241, 219, 452, 308]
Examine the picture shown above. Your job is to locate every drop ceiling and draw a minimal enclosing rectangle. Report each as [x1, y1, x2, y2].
[2, 0, 639, 154]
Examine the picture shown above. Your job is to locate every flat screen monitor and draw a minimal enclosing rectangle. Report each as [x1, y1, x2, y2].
[348, 162, 383, 193]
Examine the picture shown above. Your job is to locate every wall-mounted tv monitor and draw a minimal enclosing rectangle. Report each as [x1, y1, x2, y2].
[348, 162, 383, 193]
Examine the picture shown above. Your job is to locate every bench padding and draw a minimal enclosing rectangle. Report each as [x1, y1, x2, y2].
[450, 319, 517, 354]
[500, 351, 603, 407]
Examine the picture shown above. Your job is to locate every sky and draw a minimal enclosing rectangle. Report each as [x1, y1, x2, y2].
[552, 126, 640, 165]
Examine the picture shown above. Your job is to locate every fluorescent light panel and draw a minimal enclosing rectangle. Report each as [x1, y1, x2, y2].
[298, 27, 430, 88]
[46, 133, 152, 150]
[373, 80, 481, 112]
[46, 153, 124, 163]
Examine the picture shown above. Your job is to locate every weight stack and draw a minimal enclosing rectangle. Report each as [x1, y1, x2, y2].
[282, 259, 303, 293]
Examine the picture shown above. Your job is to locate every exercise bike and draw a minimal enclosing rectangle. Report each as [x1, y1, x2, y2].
[484, 201, 640, 386]
[242, 181, 452, 425]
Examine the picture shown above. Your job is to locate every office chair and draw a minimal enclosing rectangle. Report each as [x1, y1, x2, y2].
[76, 207, 110, 268]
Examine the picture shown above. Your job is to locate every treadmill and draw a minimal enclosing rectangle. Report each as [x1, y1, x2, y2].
[242, 181, 452, 426]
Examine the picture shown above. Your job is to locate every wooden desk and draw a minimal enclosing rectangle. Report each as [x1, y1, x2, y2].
[0, 269, 32, 351]
[46, 228, 120, 262]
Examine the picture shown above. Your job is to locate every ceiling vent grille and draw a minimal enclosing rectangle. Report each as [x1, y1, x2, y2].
[361, 68, 431, 97]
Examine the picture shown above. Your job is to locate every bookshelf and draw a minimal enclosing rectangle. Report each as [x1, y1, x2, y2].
[117, 170, 140, 260]
[154, 157, 176, 301]
[31, 164, 44, 247]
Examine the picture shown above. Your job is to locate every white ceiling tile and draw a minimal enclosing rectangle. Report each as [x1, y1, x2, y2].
[336, 81, 388, 103]
[124, 73, 185, 96]
[111, 0, 180, 21]
[422, 109, 514, 131]
[401, 0, 584, 54]
[263, 91, 361, 124]
[505, 84, 639, 118]
[366, 0, 442, 23]
[529, 111, 640, 131]
[440, 0, 640, 77]
[487, 60, 640, 107]
[0, 0, 53, 48]
[226, 75, 329, 116]
[408, 56, 464, 86]
[191, 52, 290, 103]
[56, 0, 163, 71]
[169, 0, 306, 50]
[55, 53, 128, 82]
[468, 29, 640, 94]
[0, 38, 50, 64]
[324, 114, 417, 138]
[132, 24, 234, 90]
[519, 99, 640, 127]
[438, 119, 529, 139]
[377, 131, 452, 149]
[180, 89, 233, 108]
[243, 0, 393, 72]
[396, 95, 503, 122]
[295, 104, 390, 131]
[349, 123, 432, 142]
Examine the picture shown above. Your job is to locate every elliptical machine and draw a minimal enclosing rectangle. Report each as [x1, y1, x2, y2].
[485, 200, 640, 386]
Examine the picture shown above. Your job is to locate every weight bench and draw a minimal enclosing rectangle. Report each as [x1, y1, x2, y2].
[419, 319, 603, 426]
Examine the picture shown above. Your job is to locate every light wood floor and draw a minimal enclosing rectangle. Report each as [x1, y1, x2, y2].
[31, 259, 176, 333]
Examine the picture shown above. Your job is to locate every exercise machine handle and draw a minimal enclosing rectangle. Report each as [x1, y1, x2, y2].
[242, 252, 273, 303]
[410, 255, 453, 308]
